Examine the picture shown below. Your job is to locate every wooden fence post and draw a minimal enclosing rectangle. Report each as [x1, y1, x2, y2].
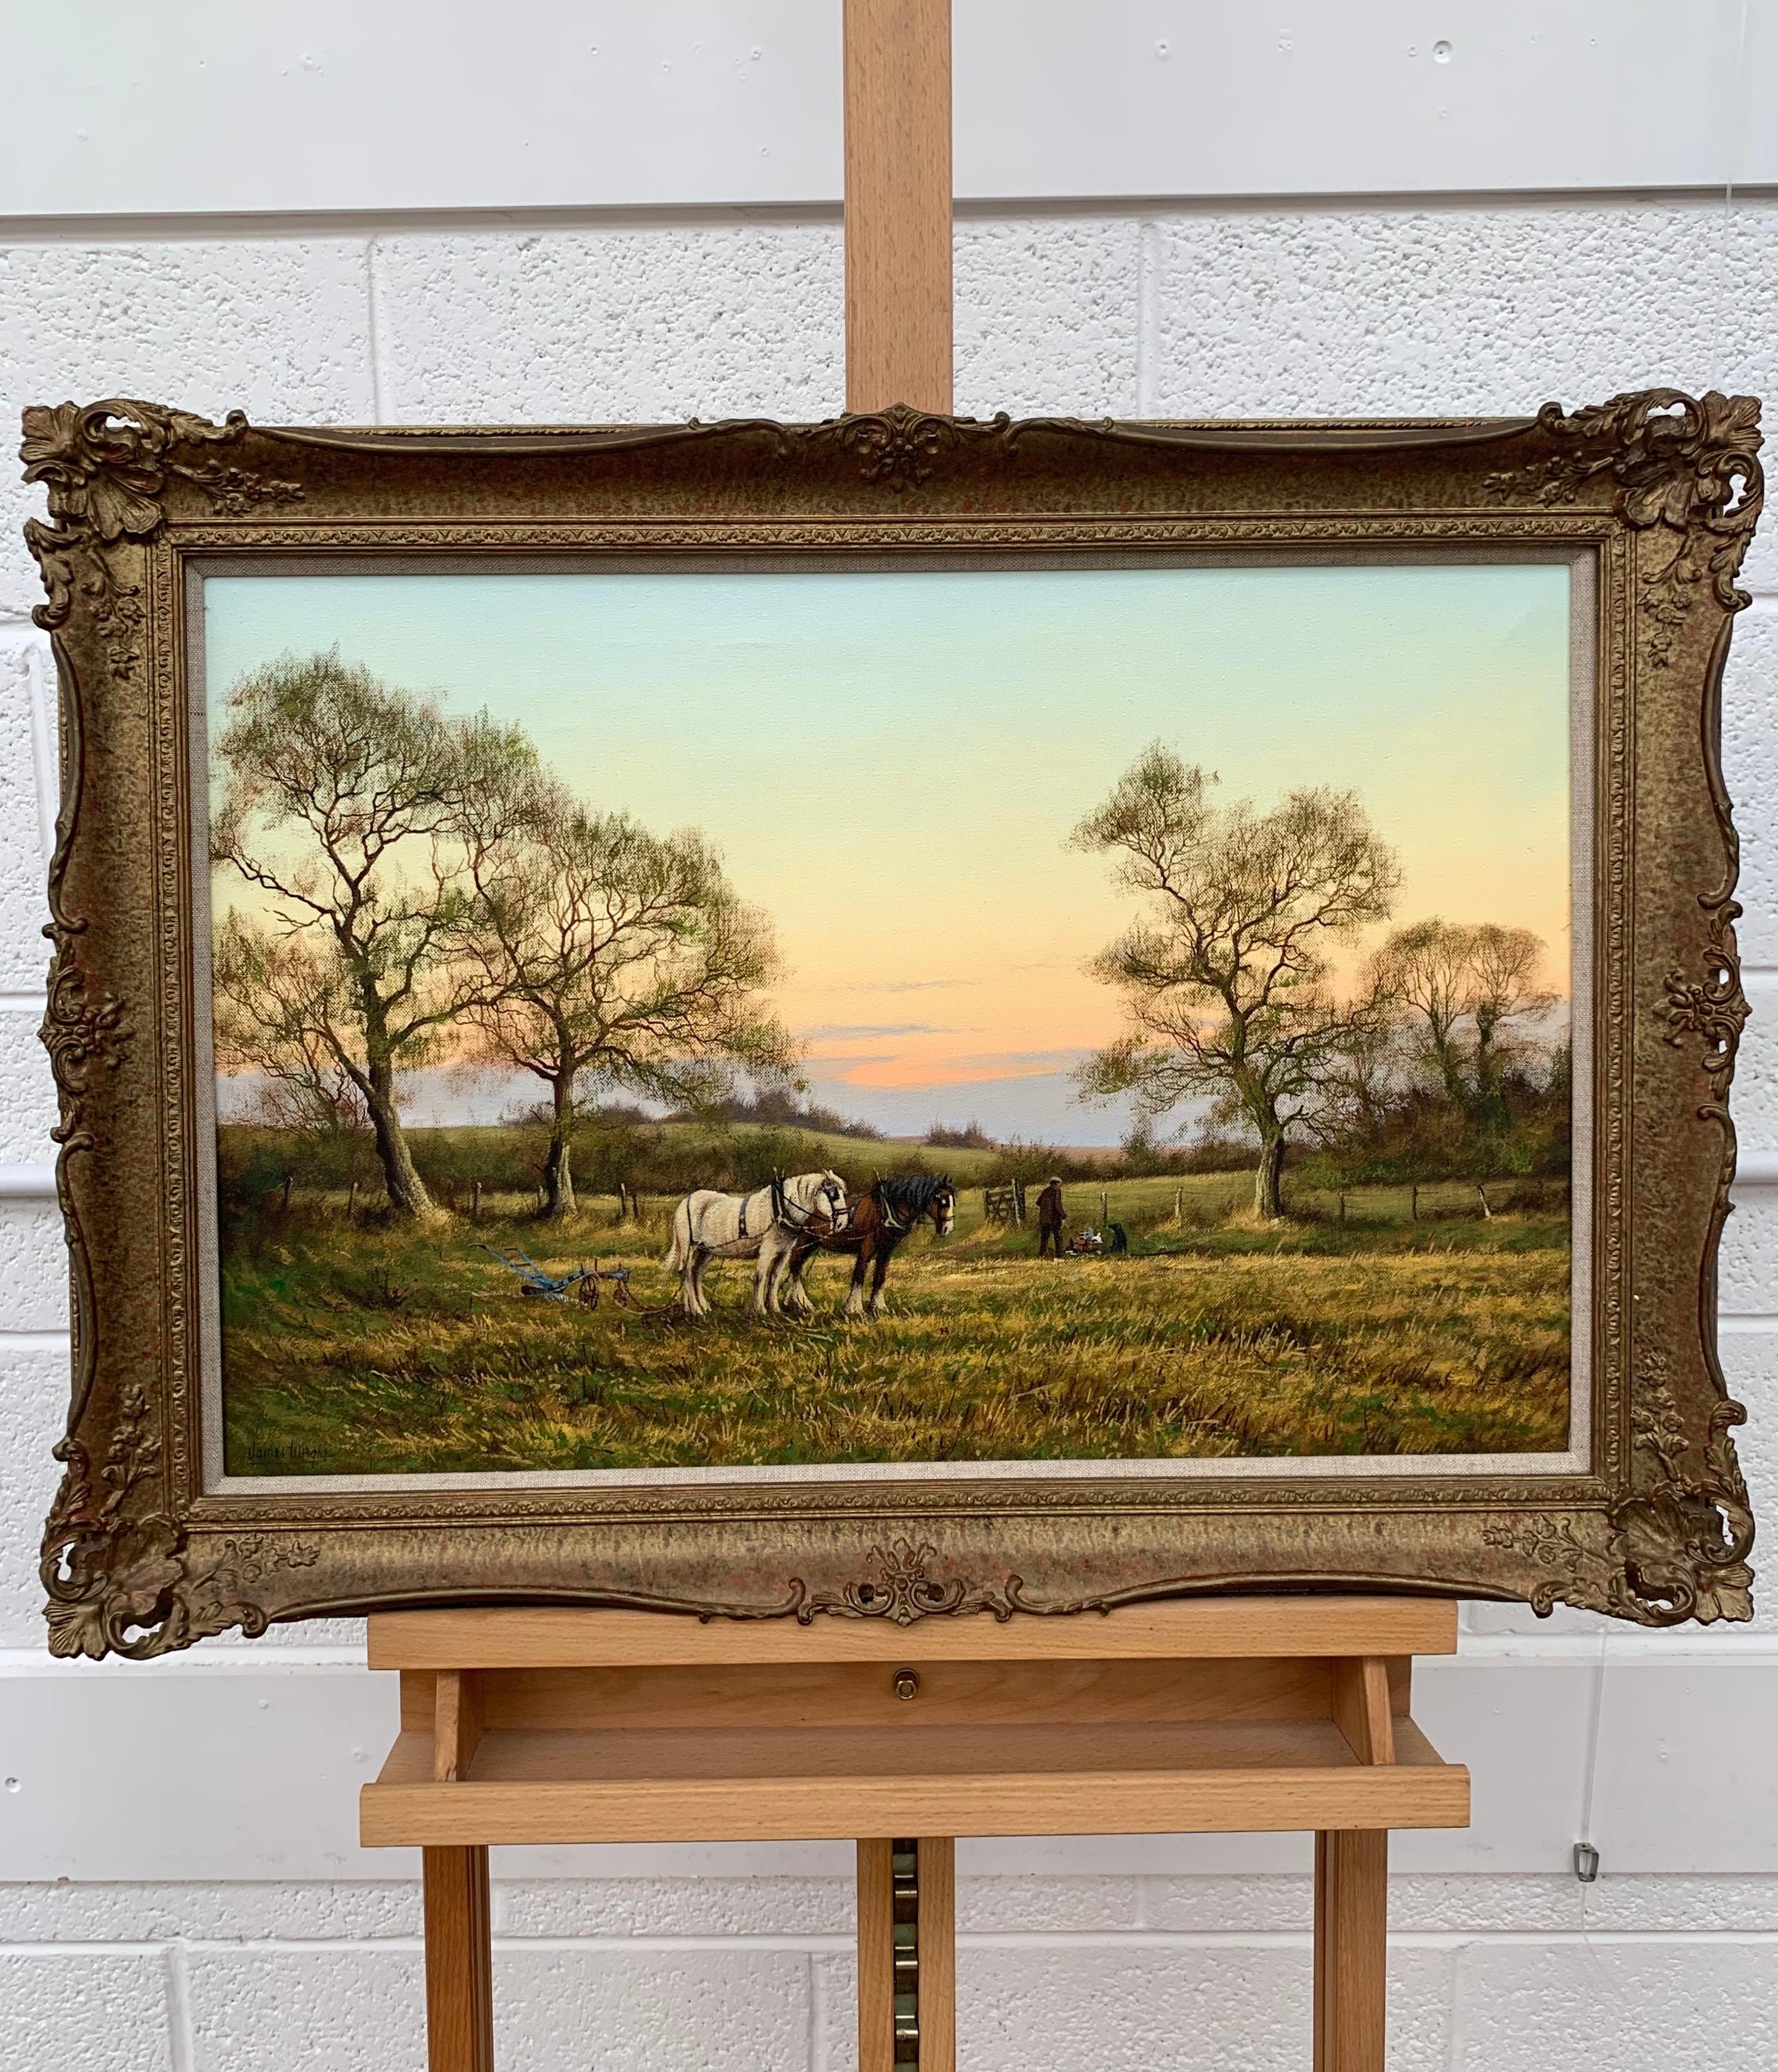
[1410, 1184, 1418, 1223]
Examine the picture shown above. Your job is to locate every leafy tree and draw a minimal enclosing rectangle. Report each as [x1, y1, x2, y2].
[1071, 746, 1398, 1218]
[210, 649, 536, 1222]
[454, 777, 797, 1217]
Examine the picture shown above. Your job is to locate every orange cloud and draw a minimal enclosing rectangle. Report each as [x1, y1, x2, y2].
[830, 1049, 1084, 1090]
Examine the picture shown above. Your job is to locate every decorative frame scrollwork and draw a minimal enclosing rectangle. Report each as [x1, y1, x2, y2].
[18, 390, 1761, 1654]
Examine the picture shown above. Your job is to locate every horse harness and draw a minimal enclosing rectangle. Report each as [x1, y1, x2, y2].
[738, 1175, 840, 1241]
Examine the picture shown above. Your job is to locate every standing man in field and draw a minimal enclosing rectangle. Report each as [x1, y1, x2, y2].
[1036, 1175, 1067, 1259]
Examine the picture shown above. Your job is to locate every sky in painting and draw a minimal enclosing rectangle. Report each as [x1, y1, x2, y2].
[204, 562, 1572, 1144]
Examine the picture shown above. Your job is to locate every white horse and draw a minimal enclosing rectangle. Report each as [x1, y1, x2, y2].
[662, 1170, 848, 1318]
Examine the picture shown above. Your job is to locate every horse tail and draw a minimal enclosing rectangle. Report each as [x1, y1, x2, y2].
[662, 1198, 692, 1273]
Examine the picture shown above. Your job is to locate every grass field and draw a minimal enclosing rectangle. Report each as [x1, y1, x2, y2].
[219, 1170, 1570, 1475]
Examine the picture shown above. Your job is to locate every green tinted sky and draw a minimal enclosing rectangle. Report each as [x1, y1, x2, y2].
[204, 562, 1572, 1140]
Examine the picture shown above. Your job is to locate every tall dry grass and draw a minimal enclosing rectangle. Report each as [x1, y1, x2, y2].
[220, 1176, 1570, 1474]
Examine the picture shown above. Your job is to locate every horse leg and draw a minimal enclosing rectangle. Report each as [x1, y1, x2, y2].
[778, 1239, 814, 1317]
[754, 1236, 784, 1317]
[843, 1238, 872, 1319]
[688, 1248, 712, 1318]
[771, 1239, 798, 1316]
[866, 1237, 897, 1318]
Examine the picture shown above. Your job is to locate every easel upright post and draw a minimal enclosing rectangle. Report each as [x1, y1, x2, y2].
[843, 0, 953, 412]
[856, 1834, 956, 2072]
[844, 8, 958, 2058]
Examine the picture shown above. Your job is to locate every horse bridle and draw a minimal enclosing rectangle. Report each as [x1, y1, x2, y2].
[766, 1174, 847, 1236]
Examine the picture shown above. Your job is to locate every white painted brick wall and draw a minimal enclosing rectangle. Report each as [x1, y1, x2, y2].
[2, 191, 1776, 2068]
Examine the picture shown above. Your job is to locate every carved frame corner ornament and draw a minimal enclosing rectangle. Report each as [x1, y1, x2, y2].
[18, 388, 1762, 1656]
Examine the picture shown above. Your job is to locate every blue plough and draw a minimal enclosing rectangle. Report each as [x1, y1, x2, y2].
[477, 1245, 642, 1311]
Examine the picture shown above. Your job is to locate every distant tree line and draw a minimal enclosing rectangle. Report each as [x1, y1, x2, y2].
[675, 1086, 884, 1140]
[218, 1113, 926, 1227]
[925, 1119, 995, 1150]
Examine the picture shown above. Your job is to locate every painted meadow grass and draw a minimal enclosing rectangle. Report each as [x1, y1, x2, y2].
[221, 1168, 1569, 1474]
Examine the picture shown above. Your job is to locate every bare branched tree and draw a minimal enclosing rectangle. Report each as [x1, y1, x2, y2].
[1071, 746, 1399, 1218]
[210, 649, 537, 1221]
[455, 775, 798, 1217]
[1467, 923, 1557, 1109]
[1364, 918, 1473, 1101]
[211, 919, 366, 1135]
[1369, 918, 1554, 1117]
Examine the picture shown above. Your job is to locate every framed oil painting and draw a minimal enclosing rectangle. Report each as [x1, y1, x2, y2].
[20, 390, 1761, 1656]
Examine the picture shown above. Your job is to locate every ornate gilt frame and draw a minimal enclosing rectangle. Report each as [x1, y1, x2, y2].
[19, 390, 1762, 1657]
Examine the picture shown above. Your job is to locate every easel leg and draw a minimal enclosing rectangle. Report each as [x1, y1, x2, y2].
[916, 1838, 955, 2072]
[857, 1840, 896, 2072]
[858, 1837, 956, 2072]
[1313, 1830, 1387, 2072]
[423, 1845, 494, 2072]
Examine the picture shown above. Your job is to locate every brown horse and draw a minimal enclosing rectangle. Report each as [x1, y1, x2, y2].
[782, 1174, 957, 1319]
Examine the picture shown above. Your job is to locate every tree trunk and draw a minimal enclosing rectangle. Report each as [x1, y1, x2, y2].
[1473, 1018, 1509, 1132]
[1433, 1033, 1468, 1106]
[1253, 1132, 1287, 1220]
[541, 1074, 575, 1218]
[364, 1063, 442, 1223]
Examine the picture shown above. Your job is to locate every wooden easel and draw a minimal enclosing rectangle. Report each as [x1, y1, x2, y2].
[359, 10, 1472, 2067]
[362, 1599, 1468, 2071]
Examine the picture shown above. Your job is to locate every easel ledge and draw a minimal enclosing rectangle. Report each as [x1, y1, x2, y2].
[361, 1596, 1468, 2072]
